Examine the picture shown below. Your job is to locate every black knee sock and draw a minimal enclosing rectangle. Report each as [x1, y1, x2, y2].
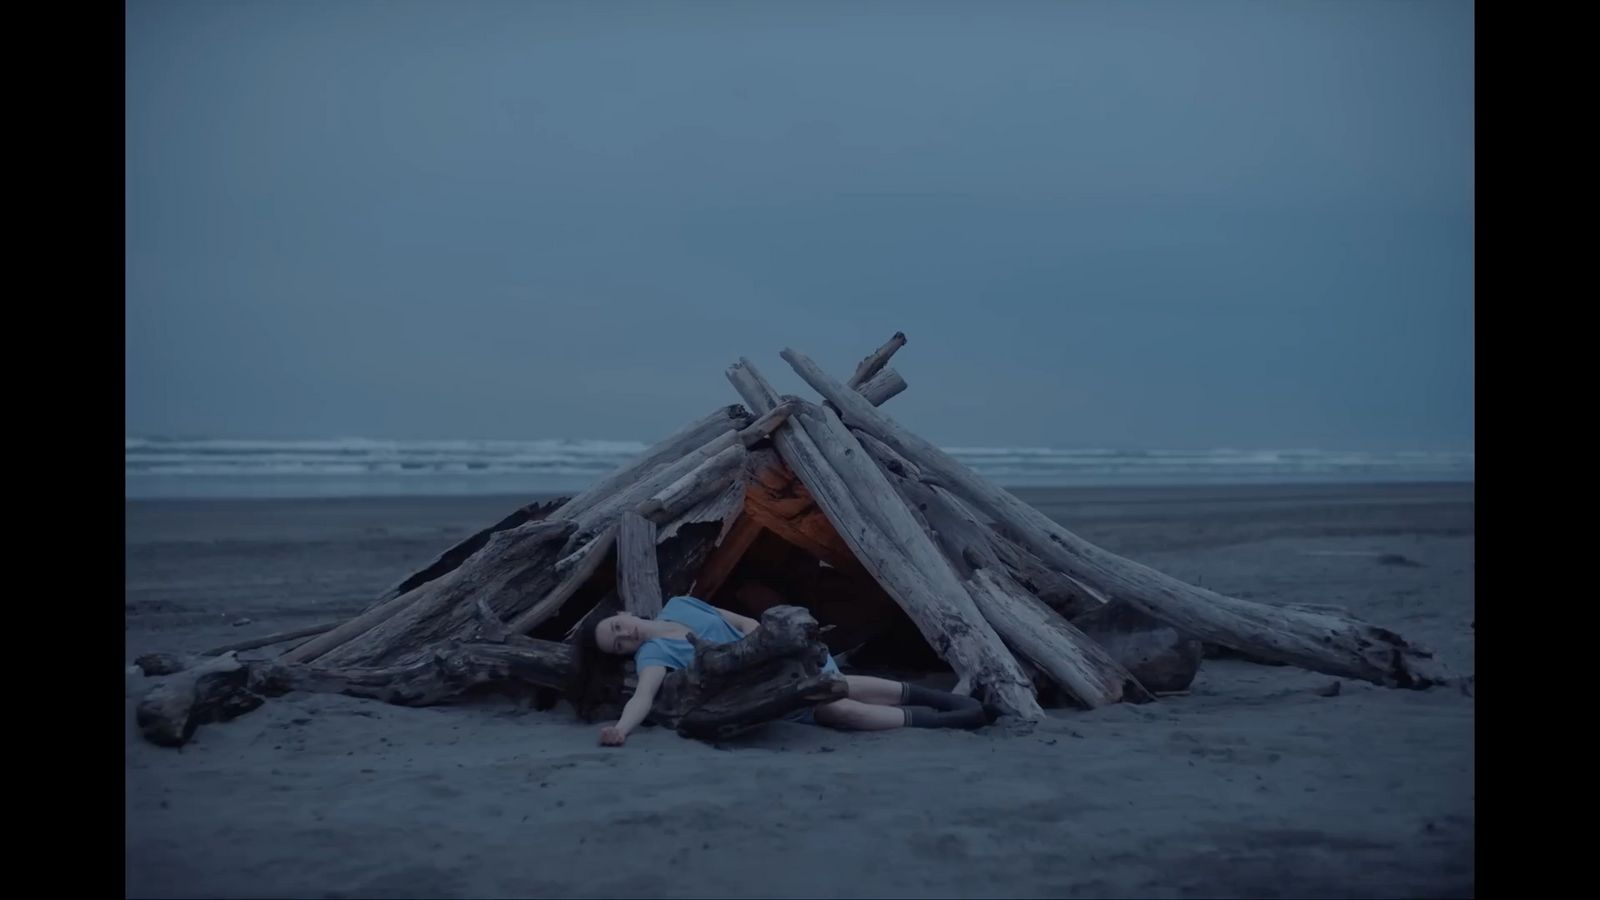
[902, 705, 990, 729]
[900, 683, 982, 713]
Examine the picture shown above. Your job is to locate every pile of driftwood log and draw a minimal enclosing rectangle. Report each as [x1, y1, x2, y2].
[133, 334, 1452, 747]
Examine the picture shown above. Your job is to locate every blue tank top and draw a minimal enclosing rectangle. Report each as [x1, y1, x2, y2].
[633, 596, 745, 672]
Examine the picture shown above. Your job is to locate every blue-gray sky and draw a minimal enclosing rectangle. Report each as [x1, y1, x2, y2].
[125, 0, 1473, 451]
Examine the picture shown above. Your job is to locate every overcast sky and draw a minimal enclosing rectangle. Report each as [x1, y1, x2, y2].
[125, 0, 1473, 451]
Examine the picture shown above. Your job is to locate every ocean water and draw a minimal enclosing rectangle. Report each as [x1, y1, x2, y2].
[124, 436, 1475, 500]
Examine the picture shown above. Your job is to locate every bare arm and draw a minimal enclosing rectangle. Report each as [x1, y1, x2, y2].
[600, 665, 667, 746]
[714, 605, 761, 636]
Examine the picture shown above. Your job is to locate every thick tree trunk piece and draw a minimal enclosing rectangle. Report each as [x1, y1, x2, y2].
[650, 605, 845, 740]
[677, 667, 847, 742]
[781, 347, 1449, 689]
[552, 405, 750, 524]
[846, 332, 908, 389]
[136, 653, 263, 747]
[657, 498, 742, 600]
[284, 518, 578, 665]
[472, 597, 514, 643]
[249, 640, 577, 706]
[737, 401, 800, 445]
[857, 432, 1150, 707]
[988, 532, 1109, 619]
[728, 360, 1041, 719]
[507, 524, 621, 635]
[1070, 600, 1204, 694]
[858, 368, 907, 406]
[135, 653, 191, 676]
[200, 622, 341, 658]
[635, 443, 747, 521]
[617, 513, 664, 619]
[367, 498, 569, 613]
[314, 541, 571, 667]
[661, 480, 744, 544]
[687, 605, 830, 678]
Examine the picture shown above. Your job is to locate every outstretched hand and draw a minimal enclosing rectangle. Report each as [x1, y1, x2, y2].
[598, 724, 627, 747]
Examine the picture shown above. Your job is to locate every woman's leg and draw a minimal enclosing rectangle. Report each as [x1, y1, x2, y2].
[812, 699, 906, 731]
[841, 674, 905, 705]
[842, 674, 986, 714]
[812, 698, 992, 731]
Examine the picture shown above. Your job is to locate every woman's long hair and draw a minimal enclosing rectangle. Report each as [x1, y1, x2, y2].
[566, 593, 626, 722]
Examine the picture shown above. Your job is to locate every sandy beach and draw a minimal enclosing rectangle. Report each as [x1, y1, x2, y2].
[125, 483, 1475, 898]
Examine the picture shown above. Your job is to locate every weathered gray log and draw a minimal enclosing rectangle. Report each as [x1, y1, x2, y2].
[521, 470, 752, 637]
[662, 479, 744, 545]
[472, 596, 513, 642]
[858, 367, 907, 407]
[617, 513, 664, 619]
[728, 360, 1042, 718]
[249, 640, 577, 707]
[523, 445, 745, 637]
[366, 498, 569, 613]
[737, 400, 800, 445]
[136, 653, 264, 747]
[989, 533, 1109, 619]
[282, 517, 578, 665]
[558, 426, 750, 553]
[553, 405, 750, 524]
[337, 409, 748, 628]
[781, 347, 1449, 689]
[635, 443, 747, 521]
[686, 605, 829, 678]
[676, 666, 847, 742]
[847, 331, 907, 389]
[313, 540, 568, 667]
[202, 622, 340, 658]
[651, 605, 846, 740]
[857, 431, 1150, 708]
[1069, 600, 1203, 694]
[135, 652, 191, 676]
[1195, 603, 1371, 666]
[507, 523, 620, 635]
[317, 423, 759, 667]
[658, 495, 743, 598]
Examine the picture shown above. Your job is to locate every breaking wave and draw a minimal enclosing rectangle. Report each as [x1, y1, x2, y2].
[125, 435, 1474, 499]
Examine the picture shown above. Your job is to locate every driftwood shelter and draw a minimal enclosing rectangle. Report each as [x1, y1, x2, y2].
[135, 334, 1453, 747]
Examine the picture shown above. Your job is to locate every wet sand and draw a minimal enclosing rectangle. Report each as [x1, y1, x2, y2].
[125, 482, 1475, 898]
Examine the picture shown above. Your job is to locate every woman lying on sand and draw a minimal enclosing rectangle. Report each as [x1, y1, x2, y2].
[585, 595, 995, 746]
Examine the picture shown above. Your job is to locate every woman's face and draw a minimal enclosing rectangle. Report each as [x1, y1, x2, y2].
[595, 613, 644, 655]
